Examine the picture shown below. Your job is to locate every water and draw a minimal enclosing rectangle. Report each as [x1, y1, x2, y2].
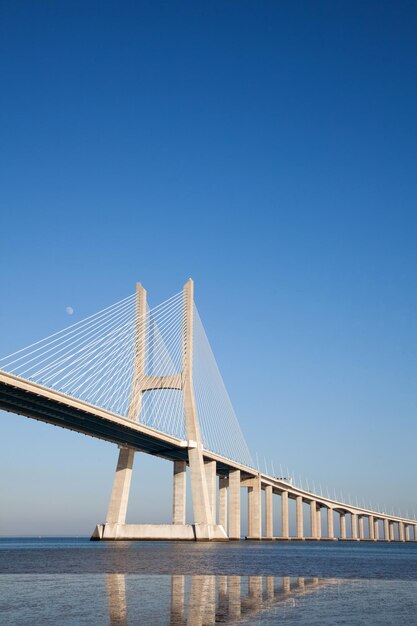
[1, 538, 417, 624]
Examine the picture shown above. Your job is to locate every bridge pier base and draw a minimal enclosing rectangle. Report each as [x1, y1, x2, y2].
[91, 523, 228, 541]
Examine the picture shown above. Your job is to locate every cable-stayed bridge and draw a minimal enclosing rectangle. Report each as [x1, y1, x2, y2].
[0, 280, 415, 542]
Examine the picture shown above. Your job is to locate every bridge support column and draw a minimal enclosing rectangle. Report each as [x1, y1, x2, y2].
[414, 524, 417, 541]
[384, 518, 390, 541]
[173, 461, 187, 524]
[327, 507, 334, 539]
[351, 513, 358, 540]
[100, 284, 147, 537]
[296, 496, 304, 539]
[248, 475, 262, 539]
[204, 460, 217, 523]
[359, 516, 364, 540]
[374, 518, 380, 540]
[369, 515, 374, 540]
[340, 513, 346, 539]
[105, 447, 135, 526]
[229, 470, 241, 540]
[310, 500, 317, 538]
[265, 485, 273, 538]
[405, 525, 410, 542]
[219, 477, 228, 532]
[316, 505, 322, 539]
[389, 521, 395, 541]
[399, 521, 405, 542]
[281, 491, 289, 539]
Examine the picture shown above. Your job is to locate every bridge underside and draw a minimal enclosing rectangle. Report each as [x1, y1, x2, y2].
[0, 378, 240, 477]
[0, 380, 189, 463]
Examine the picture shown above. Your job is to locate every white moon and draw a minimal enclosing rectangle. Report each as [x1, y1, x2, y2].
[66, 306, 74, 315]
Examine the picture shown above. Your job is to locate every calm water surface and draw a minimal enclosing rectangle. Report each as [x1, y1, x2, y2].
[1, 538, 416, 624]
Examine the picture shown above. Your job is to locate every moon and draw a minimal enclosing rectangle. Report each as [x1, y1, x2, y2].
[66, 306, 74, 315]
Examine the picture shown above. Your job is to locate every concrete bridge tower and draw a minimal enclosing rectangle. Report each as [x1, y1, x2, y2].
[94, 279, 227, 541]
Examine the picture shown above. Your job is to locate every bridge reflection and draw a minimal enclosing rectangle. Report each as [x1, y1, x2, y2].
[106, 573, 337, 625]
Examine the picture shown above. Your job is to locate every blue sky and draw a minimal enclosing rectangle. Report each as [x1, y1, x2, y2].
[1, 1, 417, 534]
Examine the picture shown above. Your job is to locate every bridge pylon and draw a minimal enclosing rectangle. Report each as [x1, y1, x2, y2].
[92, 279, 227, 541]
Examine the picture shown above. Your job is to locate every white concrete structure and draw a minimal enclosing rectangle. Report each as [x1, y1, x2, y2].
[1, 278, 416, 543]
[96, 280, 227, 541]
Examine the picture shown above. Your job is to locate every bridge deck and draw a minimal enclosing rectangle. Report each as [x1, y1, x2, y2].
[0, 371, 248, 476]
[0, 373, 189, 462]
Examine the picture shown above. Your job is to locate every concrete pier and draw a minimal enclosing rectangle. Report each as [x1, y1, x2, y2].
[205, 460, 217, 523]
[310, 500, 317, 538]
[248, 475, 262, 539]
[369, 515, 374, 540]
[389, 521, 395, 541]
[105, 447, 135, 526]
[359, 515, 364, 540]
[340, 512, 346, 540]
[229, 470, 241, 539]
[316, 504, 322, 539]
[173, 460, 186, 525]
[399, 521, 405, 542]
[265, 485, 273, 538]
[281, 491, 289, 539]
[327, 507, 334, 539]
[296, 495, 304, 539]
[351, 513, 358, 540]
[219, 477, 228, 531]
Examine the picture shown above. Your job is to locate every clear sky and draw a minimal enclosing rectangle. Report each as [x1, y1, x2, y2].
[1, 1, 417, 535]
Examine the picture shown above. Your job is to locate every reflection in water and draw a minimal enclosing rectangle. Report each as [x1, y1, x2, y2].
[107, 574, 127, 626]
[171, 575, 185, 622]
[106, 573, 338, 625]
